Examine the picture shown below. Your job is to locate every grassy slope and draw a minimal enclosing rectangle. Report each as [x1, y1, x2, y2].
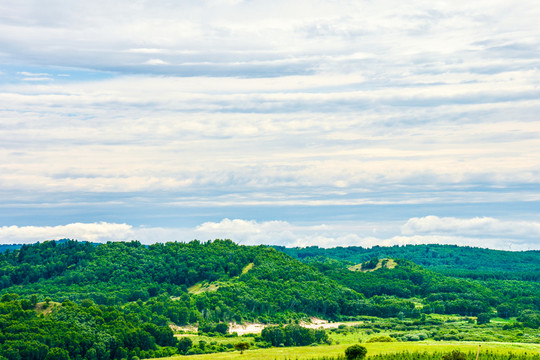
[348, 259, 397, 272]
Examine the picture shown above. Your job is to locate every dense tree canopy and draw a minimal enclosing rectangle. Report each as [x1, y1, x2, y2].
[0, 239, 538, 359]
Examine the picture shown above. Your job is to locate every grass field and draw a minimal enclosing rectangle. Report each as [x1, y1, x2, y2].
[156, 316, 540, 360]
[149, 341, 540, 360]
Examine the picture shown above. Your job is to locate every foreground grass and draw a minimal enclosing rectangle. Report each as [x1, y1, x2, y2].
[148, 341, 540, 360]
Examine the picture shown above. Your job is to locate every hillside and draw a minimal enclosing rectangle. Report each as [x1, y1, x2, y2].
[347, 258, 397, 272]
[0, 240, 539, 360]
[0, 240, 365, 322]
[0, 240, 538, 321]
[273, 244, 540, 281]
[274, 245, 540, 321]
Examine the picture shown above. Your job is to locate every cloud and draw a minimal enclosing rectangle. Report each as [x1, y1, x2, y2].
[21, 77, 53, 81]
[1, 217, 538, 250]
[17, 71, 50, 76]
[15, 71, 53, 81]
[0, 1, 539, 237]
[0, 222, 134, 244]
[0, 81, 539, 205]
[144, 58, 169, 65]
[195, 219, 298, 245]
[402, 216, 540, 239]
[193, 218, 540, 250]
[2, 0, 539, 78]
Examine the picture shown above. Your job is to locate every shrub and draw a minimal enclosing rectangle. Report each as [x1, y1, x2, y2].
[401, 334, 420, 342]
[442, 350, 466, 360]
[366, 336, 395, 343]
[255, 341, 272, 348]
[345, 344, 368, 360]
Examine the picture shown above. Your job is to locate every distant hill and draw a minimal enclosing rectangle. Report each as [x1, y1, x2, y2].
[273, 244, 540, 281]
[0, 238, 97, 253]
[0, 243, 23, 252]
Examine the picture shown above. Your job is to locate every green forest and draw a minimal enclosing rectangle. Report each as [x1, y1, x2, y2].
[0, 240, 538, 360]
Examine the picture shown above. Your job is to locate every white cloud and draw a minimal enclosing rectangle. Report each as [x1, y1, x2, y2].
[195, 219, 298, 245]
[17, 71, 50, 77]
[126, 48, 168, 54]
[192, 218, 540, 250]
[144, 58, 169, 65]
[402, 216, 540, 239]
[16, 71, 53, 81]
[1, 217, 538, 250]
[21, 77, 53, 81]
[1, 72, 539, 201]
[1, 0, 539, 78]
[0, 222, 134, 244]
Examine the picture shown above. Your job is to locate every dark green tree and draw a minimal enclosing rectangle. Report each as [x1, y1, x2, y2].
[476, 313, 491, 325]
[261, 326, 284, 346]
[234, 342, 250, 354]
[177, 337, 193, 354]
[214, 322, 229, 334]
[345, 344, 368, 360]
[45, 348, 70, 360]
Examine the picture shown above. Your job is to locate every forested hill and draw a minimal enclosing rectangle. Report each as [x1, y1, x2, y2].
[0, 239, 364, 321]
[273, 244, 540, 281]
[0, 239, 539, 359]
[0, 239, 538, 322]
[2, 242, 539, 280]
[0, 244, 22, 253]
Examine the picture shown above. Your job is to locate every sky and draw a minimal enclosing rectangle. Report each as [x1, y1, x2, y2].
[1, 0, 539, 250]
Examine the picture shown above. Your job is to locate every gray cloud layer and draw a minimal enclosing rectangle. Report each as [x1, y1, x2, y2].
[1, 1, 539, 249]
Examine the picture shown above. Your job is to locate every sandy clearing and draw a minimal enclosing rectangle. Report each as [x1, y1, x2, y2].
[171, 318, 363, 335]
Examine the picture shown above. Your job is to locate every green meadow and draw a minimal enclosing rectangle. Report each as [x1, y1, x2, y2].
[149, 341, 540, 360]
[152, 317, 540, 360]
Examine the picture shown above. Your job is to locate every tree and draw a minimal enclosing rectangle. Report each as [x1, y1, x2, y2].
[517, 309, 540, 329]
[362, 257, 379, 270]
[214, 322, 229, 334]
[496, 303, 512, 318]
[261, 326, 284, 346]
[234, 342, 250, 354]
[45, 348, 70, 360]
[177, 337, 193, 354]
[476, 313, 491, 325]
[345, 344, 367, 360]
